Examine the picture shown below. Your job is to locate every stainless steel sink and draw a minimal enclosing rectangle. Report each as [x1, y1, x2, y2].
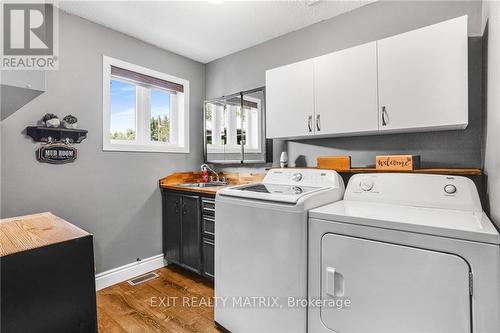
[179, 181, 228, 188]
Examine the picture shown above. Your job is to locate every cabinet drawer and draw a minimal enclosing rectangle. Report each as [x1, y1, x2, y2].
[201, 198, 215, 216]
[202, 216, 215, 239]
[202, 238, 215, 279]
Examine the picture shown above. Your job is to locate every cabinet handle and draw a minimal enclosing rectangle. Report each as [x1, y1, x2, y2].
[382, 106, 389, 126]
[316, 114, 321, 132]
[182, 203, 187, 215]
[174, 201, 180, 213]
[307, 115, 313, 132]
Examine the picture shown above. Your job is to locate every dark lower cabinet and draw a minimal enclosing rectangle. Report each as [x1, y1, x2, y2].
[162, 191, 201, 273]
[162, 190, 215, 280]
[180, 195, 201, 271]
[163, 193, 181, 263]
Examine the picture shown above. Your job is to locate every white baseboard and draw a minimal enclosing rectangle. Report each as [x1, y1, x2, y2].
[95, 254, 166, 291]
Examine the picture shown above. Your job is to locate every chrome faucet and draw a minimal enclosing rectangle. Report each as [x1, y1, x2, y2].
[201, 164, 220, 183]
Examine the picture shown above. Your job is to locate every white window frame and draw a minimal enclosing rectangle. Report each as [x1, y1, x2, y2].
[102, 56, 190, 153]
[206, 96, 262, 154]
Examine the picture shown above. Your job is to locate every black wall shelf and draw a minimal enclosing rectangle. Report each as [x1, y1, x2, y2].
[26, 126, 88, 143]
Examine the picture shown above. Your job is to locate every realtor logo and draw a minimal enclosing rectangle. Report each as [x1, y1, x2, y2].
[1, 3, 58, 69]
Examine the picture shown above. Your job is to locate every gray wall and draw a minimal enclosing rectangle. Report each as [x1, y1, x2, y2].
[482, 1, 500, 227]
[206, 0, 484, 168]
[0, 11, 205, 273]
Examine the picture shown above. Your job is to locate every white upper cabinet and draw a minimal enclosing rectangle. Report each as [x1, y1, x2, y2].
[377, 16, 468, 132]
[264, 15, 468, 139]
[314, 42, 379, 135]
[266, 60, 314, 138]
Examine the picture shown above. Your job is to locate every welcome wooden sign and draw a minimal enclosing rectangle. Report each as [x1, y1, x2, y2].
[376, 155, 420, 171]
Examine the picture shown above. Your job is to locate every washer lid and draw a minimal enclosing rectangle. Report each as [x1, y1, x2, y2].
[310, 200, 500, 244]
[218, 183, 324, 204]
[217, 168, 344, 204]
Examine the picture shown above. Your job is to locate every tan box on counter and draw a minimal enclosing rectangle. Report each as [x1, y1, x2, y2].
[376, 155, 420, 171]
[317, 156, 351, 171]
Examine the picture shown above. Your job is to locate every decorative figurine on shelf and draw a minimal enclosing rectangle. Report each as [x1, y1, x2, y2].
[62, 115, 78, 129]
[42, 113, 60, 128]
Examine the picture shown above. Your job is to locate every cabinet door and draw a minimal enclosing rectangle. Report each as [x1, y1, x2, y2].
[377, 16, 468, 132]
[163, 193, 182, 263]
[314, 42, 379, 135]
[202, 238, 215, 279]
[265, 60, 314, 138]
[180, 195, 201, 273]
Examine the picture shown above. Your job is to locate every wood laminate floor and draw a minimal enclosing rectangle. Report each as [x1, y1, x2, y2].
[97, 265, 222, 333]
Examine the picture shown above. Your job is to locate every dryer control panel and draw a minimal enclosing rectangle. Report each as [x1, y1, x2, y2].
[345, 173, 482, 212]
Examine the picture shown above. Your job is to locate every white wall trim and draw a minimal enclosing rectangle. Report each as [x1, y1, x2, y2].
[95, 254, 166, 291]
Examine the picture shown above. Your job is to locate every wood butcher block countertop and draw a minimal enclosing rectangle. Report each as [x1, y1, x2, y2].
[159, 171, 265, 195]
[0, 212, 91, 257]
[159, 167, 482, 196]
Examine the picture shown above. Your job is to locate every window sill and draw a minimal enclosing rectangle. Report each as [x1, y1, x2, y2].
[207, 147, 262, 154]
[103, 143, 189, 153]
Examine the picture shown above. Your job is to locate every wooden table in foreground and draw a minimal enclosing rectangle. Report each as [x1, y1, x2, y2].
[1, 212, 97, 333]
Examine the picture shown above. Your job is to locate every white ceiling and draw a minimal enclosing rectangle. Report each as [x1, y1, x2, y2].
[58, 0, 375, 63]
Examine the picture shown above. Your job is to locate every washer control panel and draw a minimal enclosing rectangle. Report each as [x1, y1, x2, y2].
[291, 173, 303, 182]
[263, 168, 343, 189]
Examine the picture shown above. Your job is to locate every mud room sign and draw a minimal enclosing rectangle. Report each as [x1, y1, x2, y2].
[37, 143, 77, 164]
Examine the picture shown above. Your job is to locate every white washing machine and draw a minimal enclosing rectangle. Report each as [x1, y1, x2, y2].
[215, 168, 345, 333]
[308, 173, 500, 333]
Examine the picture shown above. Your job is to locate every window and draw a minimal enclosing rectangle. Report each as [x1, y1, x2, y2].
[103, 56, 189, 152]
[204, 96, 262, 154]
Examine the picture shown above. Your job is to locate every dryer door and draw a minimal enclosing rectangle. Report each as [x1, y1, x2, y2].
[320, 233, 471, 333]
